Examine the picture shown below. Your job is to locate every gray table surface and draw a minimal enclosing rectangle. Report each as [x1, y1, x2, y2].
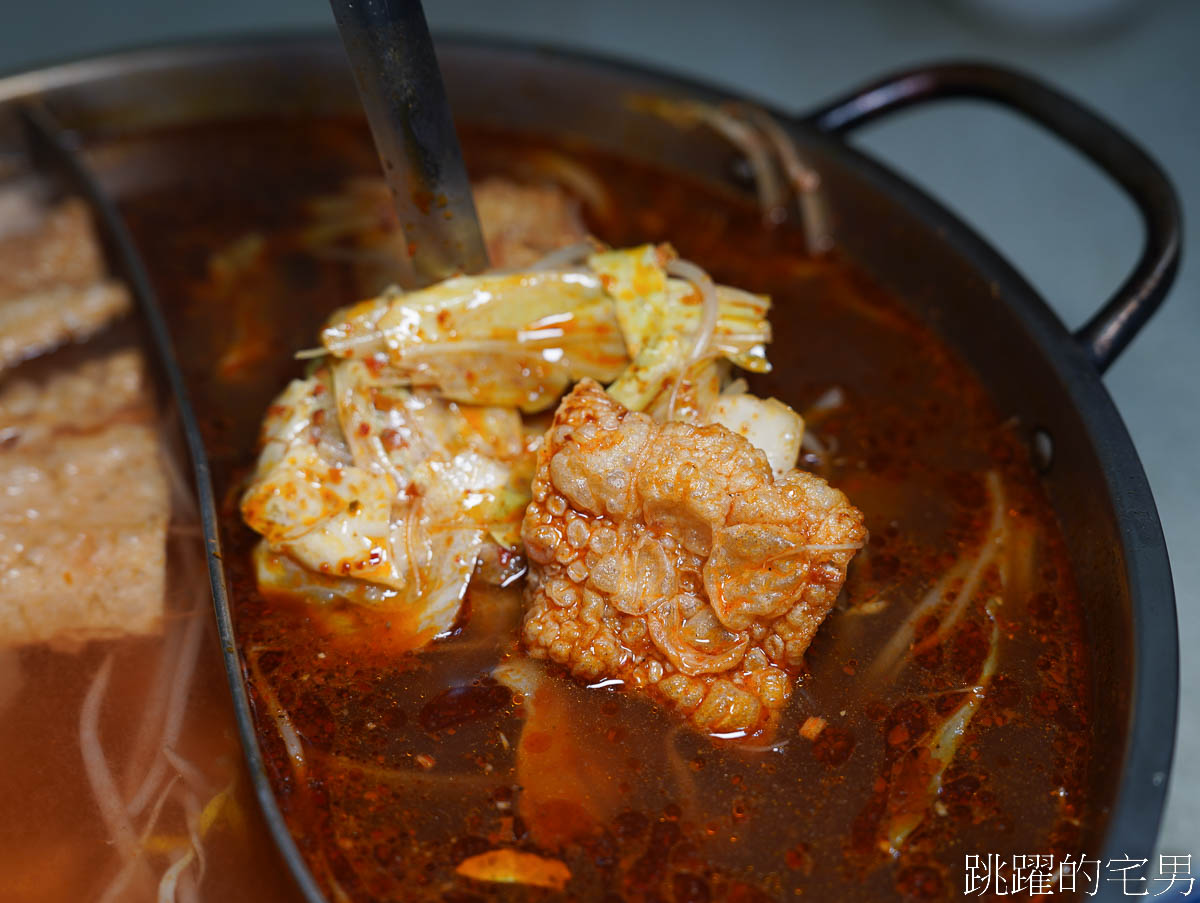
[3, 0, 1195, 857]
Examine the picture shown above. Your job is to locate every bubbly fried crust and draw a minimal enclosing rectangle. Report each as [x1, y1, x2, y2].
[0, 282, 130, 373]
[0, 199, 129, 372]
[0, 352, 167, 649]
[521, 380, 865, 734]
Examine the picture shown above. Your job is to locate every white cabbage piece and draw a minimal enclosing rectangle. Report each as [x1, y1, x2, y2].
[314, 245, 772, 416]
[240, 358, 535, 646]
[319, 271, 627, 413]
[241, 372, 401, 586]
[708, 392, 804, 478]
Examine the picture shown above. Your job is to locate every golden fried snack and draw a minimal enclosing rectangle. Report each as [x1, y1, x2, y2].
[0, 351, 168, 649]
[520, 380, 866, 735]
[0, 199, 106, 299]
[0, 199, 131, 372]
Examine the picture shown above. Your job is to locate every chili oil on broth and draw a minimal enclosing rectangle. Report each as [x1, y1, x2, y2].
[101, 116, 1093, 901]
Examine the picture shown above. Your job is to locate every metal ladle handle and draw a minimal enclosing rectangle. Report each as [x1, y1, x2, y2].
[329, 0, 489, 287]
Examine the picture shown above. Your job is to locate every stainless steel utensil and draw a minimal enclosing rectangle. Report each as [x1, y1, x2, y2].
[329, 0, 488, 286]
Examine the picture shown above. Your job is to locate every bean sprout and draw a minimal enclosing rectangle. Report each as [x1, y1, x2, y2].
[868, 471, 1008, 684]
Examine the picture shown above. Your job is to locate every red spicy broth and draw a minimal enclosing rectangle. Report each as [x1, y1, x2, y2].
[99, 116, 1094, 902]
[0, 340, 300, 902]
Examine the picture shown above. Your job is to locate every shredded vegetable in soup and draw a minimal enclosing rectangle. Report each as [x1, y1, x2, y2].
[99, 117, 1098, 902]
[0, 184, 296, 903]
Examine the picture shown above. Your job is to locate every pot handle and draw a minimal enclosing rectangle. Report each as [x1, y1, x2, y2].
[803, 62, 1181, 374]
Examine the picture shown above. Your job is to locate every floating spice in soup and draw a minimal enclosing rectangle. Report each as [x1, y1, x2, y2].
[105, 117, 1094, 902]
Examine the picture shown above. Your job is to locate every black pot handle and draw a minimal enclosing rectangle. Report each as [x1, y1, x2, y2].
[803, 62, 1182, 374]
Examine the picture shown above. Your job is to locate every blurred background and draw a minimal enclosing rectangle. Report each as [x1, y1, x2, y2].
[3, 0, 1194, 855]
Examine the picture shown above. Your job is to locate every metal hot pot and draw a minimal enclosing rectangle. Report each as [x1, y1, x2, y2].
[0, 34, 1179, 902]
